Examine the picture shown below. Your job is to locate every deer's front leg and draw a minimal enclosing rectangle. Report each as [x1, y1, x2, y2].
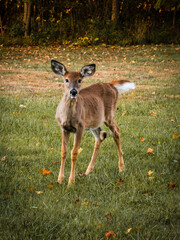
[68, 125, 84, 185]
[58, 130, 70, 184]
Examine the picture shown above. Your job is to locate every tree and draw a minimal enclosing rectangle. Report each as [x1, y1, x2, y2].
[111, 0, 119, 27]
[24, 0, 31, 37]
[154, 0, 179, 29]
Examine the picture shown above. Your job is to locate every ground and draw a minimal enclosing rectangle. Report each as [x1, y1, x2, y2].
[0, 44, 180, 240]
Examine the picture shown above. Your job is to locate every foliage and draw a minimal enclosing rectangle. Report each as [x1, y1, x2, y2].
[0, 0, 179, 46]
[0, 44, 180, 239]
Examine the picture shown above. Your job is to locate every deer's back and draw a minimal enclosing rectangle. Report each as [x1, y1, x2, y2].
[79, 83, 118, 121]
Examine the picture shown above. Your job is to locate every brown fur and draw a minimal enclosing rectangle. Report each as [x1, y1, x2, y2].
[51, 61, 133, 185]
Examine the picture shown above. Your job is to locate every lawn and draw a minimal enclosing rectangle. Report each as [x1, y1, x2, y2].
[0, 44, 180, 240]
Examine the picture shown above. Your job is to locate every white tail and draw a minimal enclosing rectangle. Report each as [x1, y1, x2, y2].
[110, 80, 135, 94]
[51, 60, 135, 185]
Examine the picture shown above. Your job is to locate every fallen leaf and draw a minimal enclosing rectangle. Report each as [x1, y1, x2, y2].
[117, 178, 123, 186]
[135, 228, 140, 232]
[33, 137, 39, 142]
[40, 168, 52, 176]
[48, 183, 54, 189]
[1, 156, 6, 161]
[19, 104, 26, 108]
[125, 228, 132, 234]
[97, 224, 103, 228]
[75, 198, 80, 204]
[81, 202, 88, 206]
[149, 69, 153, 73]
[36, 191, 43, 194]
[28, 187, 34, 192]
[170, 119, 175, 122]
[105, 230, 116, 238]
[78, 147, 83, 153]
[172, 134, 180, 139]
[77, 172, 86, 177]
[169, 182, 175, 188]
[147, 148, 154, 154]
[148, 177, 154, 180]
[148, 170, 153, 176]
[141, 137, 145, 142]
[45, 122, 49, 126]
[48, 146, 54, 151]
[24, 221, 31, 227]
[54, 161, 59, 164]
[150, 112, 156, 116]
[106, 213, 113, 221]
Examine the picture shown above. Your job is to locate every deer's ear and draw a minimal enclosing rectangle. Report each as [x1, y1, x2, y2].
[51, 60, 67, 76]
[81, 64, 96, 77]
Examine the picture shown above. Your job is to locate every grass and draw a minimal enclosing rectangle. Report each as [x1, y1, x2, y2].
[0, 44, 180, 240]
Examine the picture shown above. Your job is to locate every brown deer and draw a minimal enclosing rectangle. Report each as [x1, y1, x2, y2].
[51, 60, 135, 185]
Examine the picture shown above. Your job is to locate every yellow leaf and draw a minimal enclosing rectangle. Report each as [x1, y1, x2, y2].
[78, 148, 83, 154]
[36, 191, 43, 194]
[48, 183, 54, 189]
[148, 177, 154, 180]
[33, 137, 39, 142]
[147, 170, 153, 176]
[172, 134, 180, 139]
[81, 202, 88, 206]
[149, 69, 153, 73]
[28, 187, 34, 192]
[125, 228, 132, 234]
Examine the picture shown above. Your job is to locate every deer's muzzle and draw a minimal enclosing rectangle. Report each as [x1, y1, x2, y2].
[70, 88, 78, 98]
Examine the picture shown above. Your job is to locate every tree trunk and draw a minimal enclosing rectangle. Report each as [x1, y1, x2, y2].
[0, 15, 3, 36]
[111, 0, 119, 25]
[24, 0, 31, 37]
[172, 4, 177, 29]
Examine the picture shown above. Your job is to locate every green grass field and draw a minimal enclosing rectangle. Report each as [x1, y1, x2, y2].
[0, 45, 180, 240]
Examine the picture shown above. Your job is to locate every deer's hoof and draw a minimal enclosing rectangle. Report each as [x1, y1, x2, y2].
[57, 177, 64, 184]
[119, 165, 125, 172]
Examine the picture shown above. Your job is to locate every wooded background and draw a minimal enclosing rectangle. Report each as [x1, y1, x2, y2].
[0, 0, 179, 46]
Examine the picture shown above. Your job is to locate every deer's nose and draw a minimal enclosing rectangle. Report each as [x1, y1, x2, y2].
[70, 88, 78, 98]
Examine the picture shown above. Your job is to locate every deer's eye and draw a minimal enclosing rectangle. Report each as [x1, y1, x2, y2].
[65, 79, 69, 83]
[78, 79, 81, 84]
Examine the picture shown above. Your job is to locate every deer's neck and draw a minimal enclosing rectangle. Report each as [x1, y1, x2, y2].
[62, 92, 78, 111]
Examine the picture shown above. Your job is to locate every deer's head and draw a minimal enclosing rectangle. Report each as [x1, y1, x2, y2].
[51, 60, 96, 99]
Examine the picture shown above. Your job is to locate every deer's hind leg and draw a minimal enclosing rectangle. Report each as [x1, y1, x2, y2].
[105, 119, 124, 172]
[85, 128, 107, 175]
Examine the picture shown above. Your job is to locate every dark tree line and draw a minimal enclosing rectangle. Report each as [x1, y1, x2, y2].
[0, 0, 179, 45]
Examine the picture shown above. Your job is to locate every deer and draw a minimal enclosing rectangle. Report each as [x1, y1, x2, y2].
[51, 60, 135, 185]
